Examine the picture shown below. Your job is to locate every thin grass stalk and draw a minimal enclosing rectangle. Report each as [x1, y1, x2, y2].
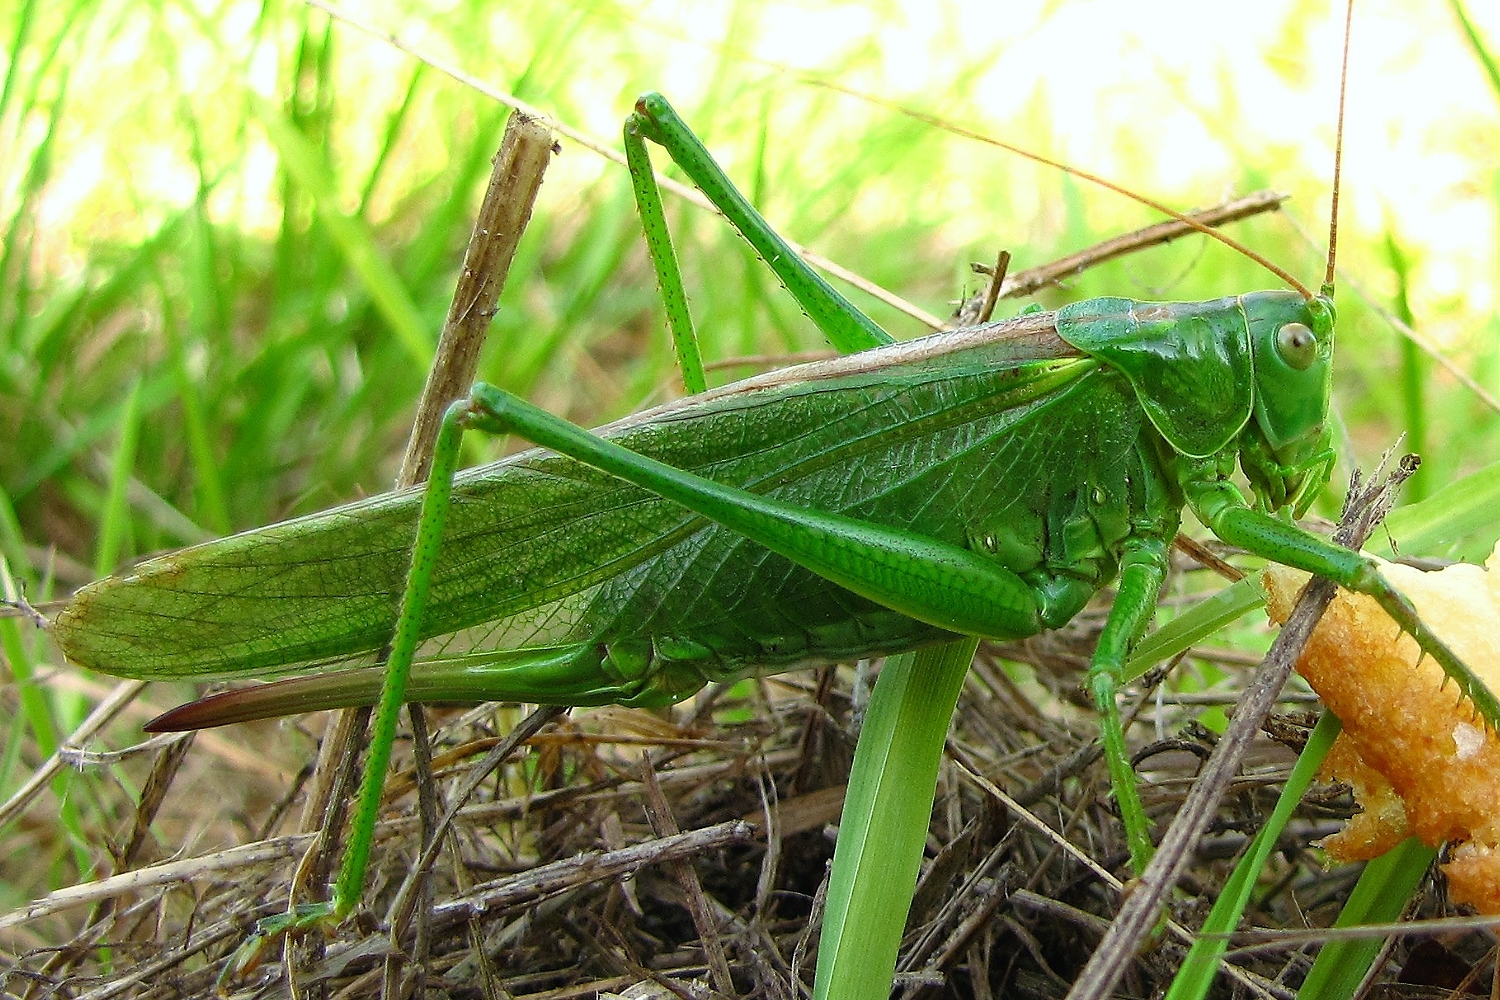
[814, 638, 979, 1000]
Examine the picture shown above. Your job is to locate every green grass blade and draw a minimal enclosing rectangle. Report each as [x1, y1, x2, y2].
[1297, 838, 1436, 998]
[0, 556, 93, 890]
[1, 555, 59, 762]
[92, 377, 142, 578]
[0, 0, 38, 128]
[16, 369, 180, 502]
[1383, 228, 1426, 502]
[1449, 0, 1500, 105]
[1166, 712, 1341, 1000]
[249, 95, 433, 368]
[814, 637, 979, 1000]
[357, 63, 424, 216]
[390, 104, 512, 300]
[1124, 576, 1266, 683]
[168, 140, 232, 536]
[1379, 456, 1500, 559]
[0, 483, 28, 585]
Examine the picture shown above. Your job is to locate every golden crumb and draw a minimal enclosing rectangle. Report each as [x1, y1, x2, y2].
[1262, 544, 1500, 912]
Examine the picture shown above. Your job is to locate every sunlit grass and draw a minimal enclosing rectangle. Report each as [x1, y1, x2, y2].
[3, 1, 1494, 566]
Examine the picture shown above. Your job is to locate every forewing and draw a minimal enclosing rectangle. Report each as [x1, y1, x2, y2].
[54, 318, 1091, 680]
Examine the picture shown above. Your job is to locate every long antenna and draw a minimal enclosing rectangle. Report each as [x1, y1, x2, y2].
[1325, 0, 1355, 293]
[812, 79, 1315, 301]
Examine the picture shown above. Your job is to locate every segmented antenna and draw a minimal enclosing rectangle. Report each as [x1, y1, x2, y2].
[1325, 0, 1355, 294]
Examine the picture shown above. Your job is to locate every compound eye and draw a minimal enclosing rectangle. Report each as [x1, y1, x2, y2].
[1276, 322, 1317, 370]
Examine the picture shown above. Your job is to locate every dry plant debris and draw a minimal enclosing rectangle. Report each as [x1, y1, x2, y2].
[1264, 543, 1500, 912]
[0, 619, 1254, 998]
[14, 544, 1498, 996]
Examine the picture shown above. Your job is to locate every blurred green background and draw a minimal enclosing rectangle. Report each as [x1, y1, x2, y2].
[1, 0, 1497, 912]
[3, 0, 1498, 581]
